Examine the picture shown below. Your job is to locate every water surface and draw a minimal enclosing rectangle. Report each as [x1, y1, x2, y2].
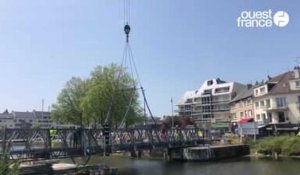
[85, 156, 300, 175]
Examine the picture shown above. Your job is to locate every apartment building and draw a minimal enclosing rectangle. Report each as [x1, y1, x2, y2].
[13, 111, 35, 128]
[0, 110, 15, 128]
[0, 110, 55, 128]
[253, 67, 300, 125]
[33, 110, 52, 128]
[230, 85, 254, 123]
[178, 78, 246, 126]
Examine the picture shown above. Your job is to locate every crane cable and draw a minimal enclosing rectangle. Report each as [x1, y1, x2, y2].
[104, 0, 132, 124]
[106, 0, 160, 143]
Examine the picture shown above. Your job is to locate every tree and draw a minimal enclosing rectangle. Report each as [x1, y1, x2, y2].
[81, 64, 143, 128]
[51, 64, 143, 128]
[51, 77, 87, 126]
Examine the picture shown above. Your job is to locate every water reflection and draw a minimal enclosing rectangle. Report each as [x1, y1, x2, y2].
[70, 156, 300, 175]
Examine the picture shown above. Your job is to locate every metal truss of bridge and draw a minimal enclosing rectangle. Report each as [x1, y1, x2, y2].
[0, 126, 208, 162]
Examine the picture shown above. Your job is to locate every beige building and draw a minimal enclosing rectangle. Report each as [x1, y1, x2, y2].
[230, 85, 254, 122]
[253, 67, 300, 125]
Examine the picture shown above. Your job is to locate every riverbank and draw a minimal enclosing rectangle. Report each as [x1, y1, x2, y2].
[245, 135, 300, 159]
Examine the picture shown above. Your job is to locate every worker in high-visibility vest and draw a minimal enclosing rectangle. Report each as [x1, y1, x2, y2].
[49, 127, 57, 147]
[197, 130, 203, 137]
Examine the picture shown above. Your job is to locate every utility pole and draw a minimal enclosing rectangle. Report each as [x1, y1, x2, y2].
[171, 97, 174, 129]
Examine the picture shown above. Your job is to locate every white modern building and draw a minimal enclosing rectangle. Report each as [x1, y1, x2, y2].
[253, 67, 300, 125]
[178, 78, 246, 125]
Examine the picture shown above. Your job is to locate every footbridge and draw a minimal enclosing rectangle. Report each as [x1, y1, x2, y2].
[0, 126, 208, 161]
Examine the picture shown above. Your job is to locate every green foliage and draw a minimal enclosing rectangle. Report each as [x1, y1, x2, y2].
[255, 136, 300, 156]
[51, 64, 143, 128]
[0, 154, 20, 175]
[52, 77, 87, 125]
[281, 137, 300, 156]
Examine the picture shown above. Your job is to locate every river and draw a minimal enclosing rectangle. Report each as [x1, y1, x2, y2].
[82, 156, 300, 175]
[7, 145, 300, 174]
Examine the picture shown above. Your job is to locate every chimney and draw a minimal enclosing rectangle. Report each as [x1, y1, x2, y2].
[294, 66, 300, 79]
[247, 84, 252, 89]
[267, 75, 272, 80]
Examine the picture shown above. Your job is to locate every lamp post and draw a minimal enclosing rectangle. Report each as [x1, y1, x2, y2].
[171, 97, 174, 129]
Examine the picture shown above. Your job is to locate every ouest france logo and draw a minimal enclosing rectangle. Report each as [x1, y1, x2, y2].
[237, 10, 289, 28]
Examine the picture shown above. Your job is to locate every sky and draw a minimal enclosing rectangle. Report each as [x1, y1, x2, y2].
[0, 0, 299, 117]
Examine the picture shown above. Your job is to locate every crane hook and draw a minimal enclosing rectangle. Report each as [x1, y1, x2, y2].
[124, 24, 131, 43]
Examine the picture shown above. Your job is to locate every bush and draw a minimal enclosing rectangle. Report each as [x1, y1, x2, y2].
[255, 136, 300, 156]
[281, 137, 300, 156]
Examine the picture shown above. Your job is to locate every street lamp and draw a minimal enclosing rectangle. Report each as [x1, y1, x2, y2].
[171, 97, 174, 129]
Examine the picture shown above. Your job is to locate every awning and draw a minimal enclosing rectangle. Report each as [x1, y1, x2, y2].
[238, 118, 254, 123]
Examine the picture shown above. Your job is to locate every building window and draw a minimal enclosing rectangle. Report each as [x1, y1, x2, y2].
[262, 113, 266, 121]
[256, 114, 261, 120]
[194, 97, 201, 102]
[276, 97, 287, 108]
[203, 114, 212, 119]
[207, 80, 213, 86]
[255, 102, 259, 108]
[215, 87, 230, 93]
[186, 98, 193, 103]
[260, 87, 266, 94]
[296, 80, 300, 88]
[231, 113, 237, 120]
[240, 112, 244, 118]
[201, 96, 211, 104]
[266, 99, 271, 108]
[255, 89, 259, 96]
[185, 105, 191, 111]
[203, 89, 212, 95]
[260, 101, 265, 107]
[245, 111, 248, 117]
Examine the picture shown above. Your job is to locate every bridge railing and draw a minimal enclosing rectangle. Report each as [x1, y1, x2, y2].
[0, 127, 207, 159]
[0, 128, 106, 159]
[110, 127, 206, 151]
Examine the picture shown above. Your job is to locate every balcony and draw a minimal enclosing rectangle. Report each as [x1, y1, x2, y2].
[260, 105, 270, 110]
[261, 105, 288, 111]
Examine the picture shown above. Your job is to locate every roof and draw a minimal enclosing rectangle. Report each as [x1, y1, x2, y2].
[267, 71, 293, 95]
[231, 86, 254, 103]
[13, 111, 35, 119]
[0, 113, 13, 119]
[253, 71, 300, 97]
[34, 111, 51, 117]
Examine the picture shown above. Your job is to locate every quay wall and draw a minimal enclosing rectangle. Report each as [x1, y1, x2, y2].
[169, 145, 250, 161]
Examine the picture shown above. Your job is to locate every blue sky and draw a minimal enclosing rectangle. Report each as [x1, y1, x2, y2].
[0, 0, 299, 117]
